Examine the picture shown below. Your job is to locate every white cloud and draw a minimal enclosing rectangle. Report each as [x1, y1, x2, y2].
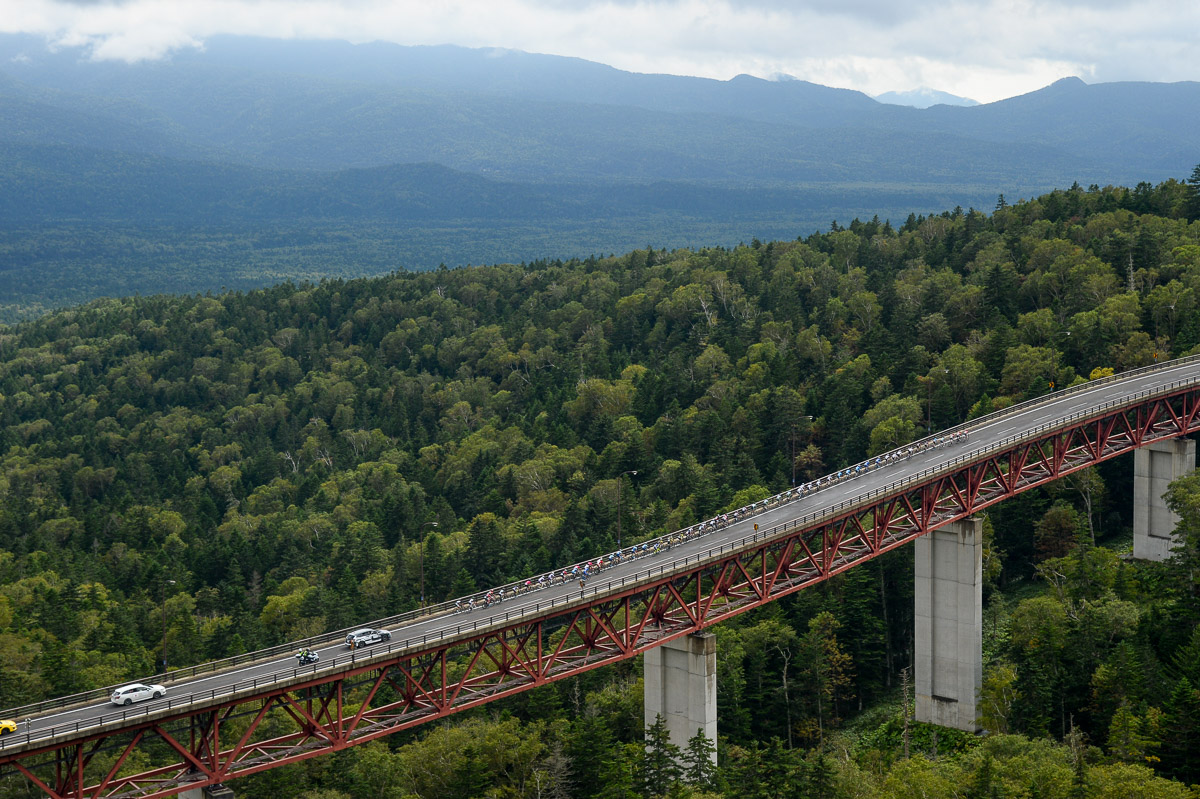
[0, 0, 1197, 102]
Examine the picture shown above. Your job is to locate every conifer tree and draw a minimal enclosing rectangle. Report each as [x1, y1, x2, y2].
[568, 711, 618, 792]
[683, 727, 717, 790]
[1160, 677, 1200, 784]
[1066, 722, 1089, 799]
[806, 751, 836, 799]
[639, 715, 682, 798]
[966, 753, 998, 799]
[1185, 163, 1200, 221]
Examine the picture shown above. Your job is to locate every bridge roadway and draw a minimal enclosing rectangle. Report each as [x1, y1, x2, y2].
[4, 356, 1200, 752]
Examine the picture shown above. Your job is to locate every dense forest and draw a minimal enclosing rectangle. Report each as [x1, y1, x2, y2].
[2, 173, 1200, 797]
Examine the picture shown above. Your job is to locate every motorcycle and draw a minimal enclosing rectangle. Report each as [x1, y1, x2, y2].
[296, 650, 320, 665]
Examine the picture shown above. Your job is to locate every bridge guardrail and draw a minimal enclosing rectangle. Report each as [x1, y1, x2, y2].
[3, 356, 1200, 749]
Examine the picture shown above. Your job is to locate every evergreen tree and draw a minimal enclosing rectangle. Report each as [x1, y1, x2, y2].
[568, 711, 618, 793]
[967, 753, 1000, 799]
[595, 743, 641, 799]
[1185, 163, 1200, 222]
[1105, 702, 1155, 764]
[1168, 624, 1200, 688]
[806, 751, 835, 799]
[639, 715, 683, 799]
[1066, 723, 1089, 799]
[465, 515, 504, 587]
[1160, 677, 1200, 784]
[720, 743, 764, 799]
[683, 727, 718, 790]
[757, 739, 805, 799]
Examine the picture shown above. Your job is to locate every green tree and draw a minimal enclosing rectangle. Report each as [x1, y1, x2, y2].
[1105, 702, 1160, 765]
[966, 753, 1000, 799]
[977, 662, 1021, 734]
[800, 612, 854, 744]
[806, 751, 836, 799]
[1159, 677, 1200, 783]
[683, 727, 718, 790]
[568, 710, 618, 792]
[1185, 162, 1200, 222]
[1035, 502, 1082, 561]
[640, 715, 683, 798]
[594, 743, 641, 799]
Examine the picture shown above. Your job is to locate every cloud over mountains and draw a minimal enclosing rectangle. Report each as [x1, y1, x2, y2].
[2, 0, 1198, 102]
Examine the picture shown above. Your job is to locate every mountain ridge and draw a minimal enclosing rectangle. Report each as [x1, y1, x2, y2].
[1, 32, 1197, 319]
[875, 87, 979, 108]
[1, 33, 1196, 182]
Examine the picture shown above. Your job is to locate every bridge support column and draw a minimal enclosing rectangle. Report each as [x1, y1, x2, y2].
[644, 631, 717, 762]
[1134, 438, 1195, 561]
[914, 516, 982, 732]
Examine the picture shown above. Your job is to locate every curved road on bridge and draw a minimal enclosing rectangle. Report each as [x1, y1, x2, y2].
[4, 356, 1200, 751]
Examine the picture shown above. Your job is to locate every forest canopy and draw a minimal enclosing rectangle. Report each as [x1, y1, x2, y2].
[2, 174, 1200, 797]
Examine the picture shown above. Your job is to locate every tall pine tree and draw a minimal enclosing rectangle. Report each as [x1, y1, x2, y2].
[683, 727, 717, 790]
[639, 715, 682, 799]
[1185, 163, 1200, 222]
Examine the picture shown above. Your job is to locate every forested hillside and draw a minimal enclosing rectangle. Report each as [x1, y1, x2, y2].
[2, 177, 1200, 797]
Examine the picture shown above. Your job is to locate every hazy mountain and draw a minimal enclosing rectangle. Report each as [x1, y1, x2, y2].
[1, 32, 1198, 317]
[875, 87, 979, 108]
[1, 34, 1195, 183]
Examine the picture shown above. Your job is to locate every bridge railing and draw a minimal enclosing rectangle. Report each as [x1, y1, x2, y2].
[826, 353, 1200, 481]
[4, 356, 1199, 749]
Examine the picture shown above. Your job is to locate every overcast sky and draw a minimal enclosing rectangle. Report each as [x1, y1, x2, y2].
[3, 0, 1198, 103]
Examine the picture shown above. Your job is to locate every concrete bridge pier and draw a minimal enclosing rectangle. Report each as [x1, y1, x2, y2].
[914, 516, 982, 732]
[643, 631, 717, 762]
[1133, 437, 1195, 561]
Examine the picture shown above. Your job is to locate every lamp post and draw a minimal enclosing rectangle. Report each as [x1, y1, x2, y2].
[160, 578, 176, 673]
[420, 522, 438, 608]
[617, 470, 638, 550]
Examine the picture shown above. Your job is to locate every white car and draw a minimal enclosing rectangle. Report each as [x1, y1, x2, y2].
[345, 628, 391, 648]
[110, 683, 167, 706]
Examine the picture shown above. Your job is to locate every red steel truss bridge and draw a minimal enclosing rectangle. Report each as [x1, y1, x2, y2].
[3, 356, 1200, 798]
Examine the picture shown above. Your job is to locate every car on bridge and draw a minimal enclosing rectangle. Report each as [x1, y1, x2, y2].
[110, 683, 167, 706]
[345, 628, 391, 648]
[0, 718, 16, 736]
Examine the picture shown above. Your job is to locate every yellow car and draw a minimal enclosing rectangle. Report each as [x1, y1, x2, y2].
[0, 719, 16, 736]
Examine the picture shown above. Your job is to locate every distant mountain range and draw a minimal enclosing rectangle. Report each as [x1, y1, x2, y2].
[875, 88, 979, 108]
[2, 35, 1196, 183]
[0, 33, 1197, 318]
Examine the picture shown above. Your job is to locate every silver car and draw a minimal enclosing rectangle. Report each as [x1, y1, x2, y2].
[110, 683, 167, 706]
[345, 628, 391, 648]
